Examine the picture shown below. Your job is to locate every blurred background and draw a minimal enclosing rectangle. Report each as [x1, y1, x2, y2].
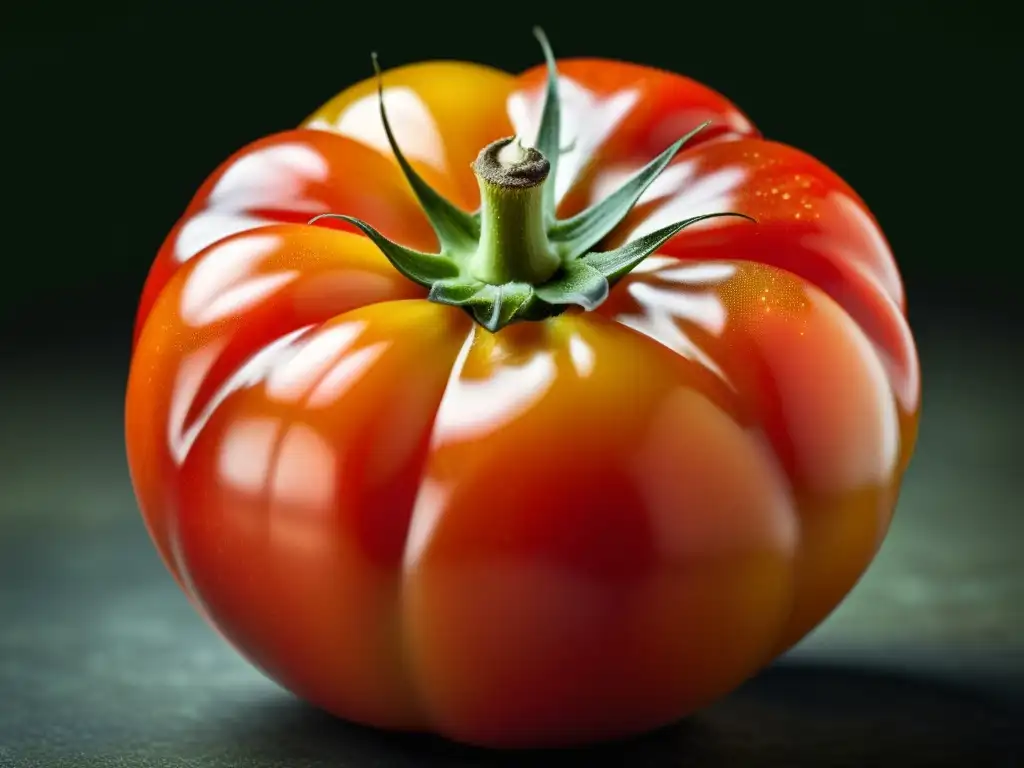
[1, 3, 1021, 766]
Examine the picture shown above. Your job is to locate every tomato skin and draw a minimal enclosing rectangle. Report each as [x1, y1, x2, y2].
[126, 56, 920, 748]
[131, 129, 439, 348]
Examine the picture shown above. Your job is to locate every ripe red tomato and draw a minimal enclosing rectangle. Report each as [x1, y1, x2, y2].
[126, 35, 919, 749]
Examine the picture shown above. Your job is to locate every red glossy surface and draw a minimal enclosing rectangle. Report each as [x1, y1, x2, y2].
[126, 56, 920, 748]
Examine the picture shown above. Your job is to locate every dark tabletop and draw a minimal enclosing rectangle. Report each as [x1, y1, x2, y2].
[1, 324, 1022, 767]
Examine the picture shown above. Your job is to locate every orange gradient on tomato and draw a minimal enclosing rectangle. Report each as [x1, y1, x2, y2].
[126, 55, 920, 748]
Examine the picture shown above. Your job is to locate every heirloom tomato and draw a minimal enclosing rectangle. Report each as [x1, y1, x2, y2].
[126, 30, 919, 749]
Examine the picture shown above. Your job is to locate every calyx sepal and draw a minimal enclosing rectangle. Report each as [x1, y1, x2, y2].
[582, 213, 756, 283]
[534, 260, 609, 310]
[307, 214, 459, 285]
[549, 121, 711, 260]
[367, 52, 479, 253]
[428, 280, 535, 332]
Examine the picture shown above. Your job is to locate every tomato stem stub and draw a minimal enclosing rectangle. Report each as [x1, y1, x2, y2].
[469, 137, 561, 286]
[310, 29, 756, 333]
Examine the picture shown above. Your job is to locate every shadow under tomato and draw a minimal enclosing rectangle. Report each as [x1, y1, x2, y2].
[222, 658, 1022, 768]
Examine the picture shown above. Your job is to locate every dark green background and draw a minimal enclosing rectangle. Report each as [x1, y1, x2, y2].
[1, 2, 1020, 347]
[1, 3, 1021, 766]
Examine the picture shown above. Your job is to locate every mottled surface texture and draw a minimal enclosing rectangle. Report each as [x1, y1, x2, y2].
[1, 325, 1021, 766]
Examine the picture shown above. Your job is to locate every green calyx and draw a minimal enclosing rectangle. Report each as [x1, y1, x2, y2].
[310, 29, 754, 333]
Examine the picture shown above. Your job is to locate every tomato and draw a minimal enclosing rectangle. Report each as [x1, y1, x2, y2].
[125, 32, 919, 749]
